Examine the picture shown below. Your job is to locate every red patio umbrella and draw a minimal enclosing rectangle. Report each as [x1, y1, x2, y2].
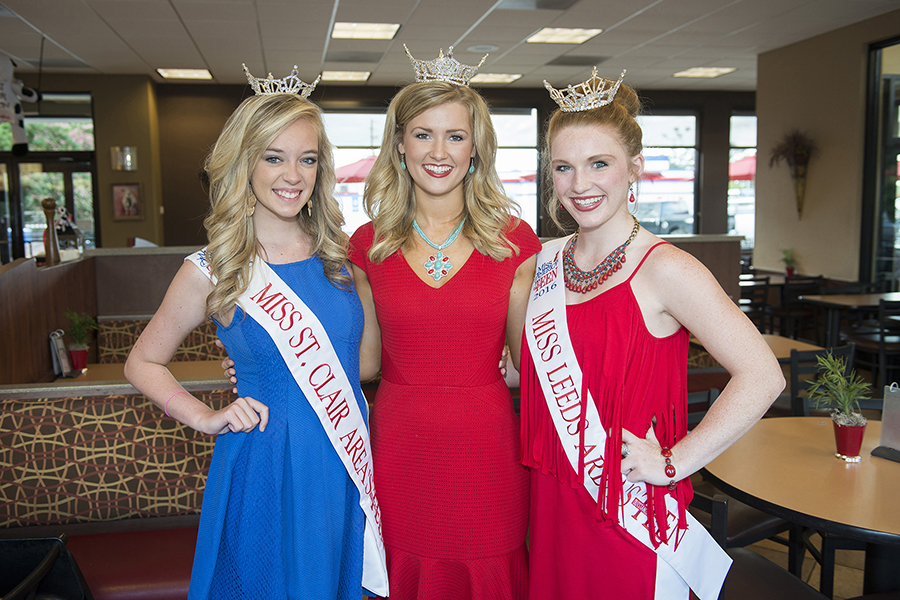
[729, 155, 757, 181]
[335, 155, 377, 183]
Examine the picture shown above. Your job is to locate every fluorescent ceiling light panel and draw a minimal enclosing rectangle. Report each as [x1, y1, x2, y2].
[526, 28, 602, 44]
[321, 71, 371, 82]
[673, 67, 736, 78]
[157, 68, 212, 80]
[470, 73, 522, 83]
[332, 22, 400, 39]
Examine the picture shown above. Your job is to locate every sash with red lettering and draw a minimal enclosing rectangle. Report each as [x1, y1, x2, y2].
[524, 237, 730, 600]
[187, 249, 389, 597]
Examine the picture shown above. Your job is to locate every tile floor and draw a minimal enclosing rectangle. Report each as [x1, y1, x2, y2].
[748, 534, 866, 600]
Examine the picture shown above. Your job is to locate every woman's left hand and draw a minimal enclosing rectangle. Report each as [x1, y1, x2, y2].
[620, 426, 676, 487]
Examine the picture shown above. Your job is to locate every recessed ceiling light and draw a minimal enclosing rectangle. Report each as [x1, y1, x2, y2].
[467, 44, 500, 53]
[470, 73, 522, 84]
[673, 67, 736, 79]
[332, 22, 400, 40]
[526, 28, 602, 44]
[157, 68, 212, 80]
[321, 71, 371, 82]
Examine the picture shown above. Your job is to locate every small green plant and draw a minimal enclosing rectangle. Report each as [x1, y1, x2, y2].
[64, 310, 98, 349]
[781, 248, 796, 268]
[806, 351, 871, 427]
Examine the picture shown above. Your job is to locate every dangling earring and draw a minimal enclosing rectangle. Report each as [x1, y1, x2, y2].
[629, 184, 636, 203]
[469, 157, 475, 175]
[306, 200, 312, 217]
[400, 153, 406, 171]
[247, 187, 256, 217]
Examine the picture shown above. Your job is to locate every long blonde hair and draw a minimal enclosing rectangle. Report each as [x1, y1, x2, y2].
[541, 83, 643, 232]
[364, 81, 519, 263]
[203, 93, 348, 319]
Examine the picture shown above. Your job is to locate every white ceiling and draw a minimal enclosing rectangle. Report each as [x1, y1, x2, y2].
[1, 0, 898, 92]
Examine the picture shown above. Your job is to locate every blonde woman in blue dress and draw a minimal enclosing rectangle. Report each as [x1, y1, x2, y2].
[126, 68, 387, 599]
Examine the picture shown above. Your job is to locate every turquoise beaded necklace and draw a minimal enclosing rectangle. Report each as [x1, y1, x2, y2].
[413, 217, 466, 281]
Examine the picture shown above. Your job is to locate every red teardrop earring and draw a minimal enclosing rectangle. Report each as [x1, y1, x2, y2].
[629, 185, 636, 203]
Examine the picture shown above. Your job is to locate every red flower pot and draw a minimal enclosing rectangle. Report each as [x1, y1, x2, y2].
[69, 348, 88, 371]
[832, 420, 866, 462]
[785, 267, 796, 277]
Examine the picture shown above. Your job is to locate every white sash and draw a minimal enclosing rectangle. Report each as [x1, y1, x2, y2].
[524, 237, 730, 600]
[187, 250, 389, 597]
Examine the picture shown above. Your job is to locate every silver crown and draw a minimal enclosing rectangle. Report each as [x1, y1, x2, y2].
[242, 64, 320, 97]
[544, 68, 626, 112]
[404, 44, 487, 86]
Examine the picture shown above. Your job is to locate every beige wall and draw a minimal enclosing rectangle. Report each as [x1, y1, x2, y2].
[21, 74, 163, 248]
[755, 10, 900, 279]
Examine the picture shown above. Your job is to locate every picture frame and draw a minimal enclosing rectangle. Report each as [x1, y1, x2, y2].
[111, 183, 143, 220]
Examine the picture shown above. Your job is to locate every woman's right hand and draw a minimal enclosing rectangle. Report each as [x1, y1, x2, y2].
[196, 396, 269, 435]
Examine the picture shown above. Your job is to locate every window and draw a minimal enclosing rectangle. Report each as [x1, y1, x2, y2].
[635, 114, 697, 234]
[323, 109, 539, 235]
[0, 93, 96, 262]
[729, 115, 757, 249]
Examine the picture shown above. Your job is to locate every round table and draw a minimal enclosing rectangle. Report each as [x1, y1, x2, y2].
[703, 417, 900, 594]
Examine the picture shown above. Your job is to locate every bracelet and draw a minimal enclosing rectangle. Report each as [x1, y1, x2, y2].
[164, 390, 190, 417]
[660, 447, 676, 491]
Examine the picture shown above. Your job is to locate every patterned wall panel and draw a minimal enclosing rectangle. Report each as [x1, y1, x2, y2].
[97, 320, 227, 364]
[0, 391, 232, 530]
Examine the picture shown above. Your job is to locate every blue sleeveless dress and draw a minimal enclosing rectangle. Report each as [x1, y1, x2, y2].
[188, 256, 366, 600]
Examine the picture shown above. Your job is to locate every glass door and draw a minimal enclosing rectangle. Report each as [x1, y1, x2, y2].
[17, 159, 94, 258]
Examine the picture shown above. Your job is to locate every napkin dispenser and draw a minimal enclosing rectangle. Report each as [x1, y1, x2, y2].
[872, 383, 900, 462]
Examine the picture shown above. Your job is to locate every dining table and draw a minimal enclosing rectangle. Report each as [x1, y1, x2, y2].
[702, 417, 900, 596]
[799, 292, 900, 348]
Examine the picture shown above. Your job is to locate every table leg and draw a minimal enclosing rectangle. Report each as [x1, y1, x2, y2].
[864, 543, 900, 594]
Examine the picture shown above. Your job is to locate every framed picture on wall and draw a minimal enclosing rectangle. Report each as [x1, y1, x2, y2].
[112, 184, 143, 220]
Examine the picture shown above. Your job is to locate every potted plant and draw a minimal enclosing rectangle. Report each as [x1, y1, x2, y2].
[770, 129, 815, 219]
[64, 309, 97, 371]
[781, 248, 797, 277]
[805, 351, 872, 462]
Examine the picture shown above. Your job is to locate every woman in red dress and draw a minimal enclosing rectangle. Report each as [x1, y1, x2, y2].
[518, 70, 785, 599]
[349, 47, 540, 600]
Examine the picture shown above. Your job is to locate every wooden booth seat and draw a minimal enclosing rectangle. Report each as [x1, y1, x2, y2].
[0, 391, 231, 599]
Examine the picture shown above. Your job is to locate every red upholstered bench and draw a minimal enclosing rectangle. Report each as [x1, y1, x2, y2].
[66, 527, 198, 600]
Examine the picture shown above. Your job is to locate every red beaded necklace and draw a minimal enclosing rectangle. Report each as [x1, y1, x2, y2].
[563, 215, 641, 294]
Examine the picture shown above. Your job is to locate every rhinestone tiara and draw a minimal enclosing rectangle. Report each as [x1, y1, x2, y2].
[404, 44, 487, 86]
[544, 68, 626, 112]
[242, 64, 320, 97]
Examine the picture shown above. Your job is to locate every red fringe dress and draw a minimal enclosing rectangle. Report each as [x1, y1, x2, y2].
[350, 219, 541, 600]
[519, 242, 692, 600]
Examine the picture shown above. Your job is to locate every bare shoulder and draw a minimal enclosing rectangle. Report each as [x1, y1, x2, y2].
[637, 240, 716, 286]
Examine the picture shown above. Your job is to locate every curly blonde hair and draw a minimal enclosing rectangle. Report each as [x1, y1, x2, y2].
[364, 81, 519, 263]
[541, 83, 643, 232]
[203, 93, 348, 319]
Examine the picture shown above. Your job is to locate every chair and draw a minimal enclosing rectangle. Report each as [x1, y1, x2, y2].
[739, 276, 770, 331]
[764, 275, 824, 341]
[689, 491, 828, 600]
[843, 300, 900, 390]
[0, 534, 93, 600]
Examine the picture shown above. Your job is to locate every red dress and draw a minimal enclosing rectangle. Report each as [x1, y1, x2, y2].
[519, 242, 691, 600]
[350, 219, 541, 600]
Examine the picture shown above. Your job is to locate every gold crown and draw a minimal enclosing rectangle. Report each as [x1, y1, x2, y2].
[404, 44, 487, 86]
[544, 68, 626, 112]
[242, 64, 320, 97]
